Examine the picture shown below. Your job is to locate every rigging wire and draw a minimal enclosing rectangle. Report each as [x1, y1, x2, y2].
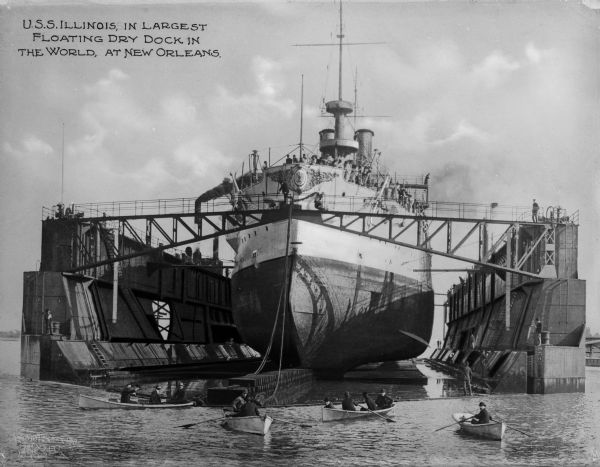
[266, 197, 294, 401]
[253, 285, 284, 375]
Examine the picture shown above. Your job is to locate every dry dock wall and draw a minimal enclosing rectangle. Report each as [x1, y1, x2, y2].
[527, 345, 585, 394]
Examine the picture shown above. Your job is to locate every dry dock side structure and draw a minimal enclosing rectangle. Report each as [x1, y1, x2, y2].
[21, 201, 261, 384]
[429, 209, 586, 394]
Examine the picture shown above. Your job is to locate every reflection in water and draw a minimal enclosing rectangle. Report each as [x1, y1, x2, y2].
[1, 338, 600, 465]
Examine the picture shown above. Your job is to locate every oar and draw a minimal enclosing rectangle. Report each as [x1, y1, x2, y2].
[177, 415, 227, 429]
[272, 417, 315, 428]
[358, 405, 396, 423]
[494, 417, 533, 437]
[433, 415, 475, 432]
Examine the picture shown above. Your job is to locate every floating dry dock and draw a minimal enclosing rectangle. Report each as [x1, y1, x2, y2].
[429, 213, 586, 394]
[21, 207, 261, 384]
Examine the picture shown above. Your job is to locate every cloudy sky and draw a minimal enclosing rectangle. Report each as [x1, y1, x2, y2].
[1, 1, 599, 341]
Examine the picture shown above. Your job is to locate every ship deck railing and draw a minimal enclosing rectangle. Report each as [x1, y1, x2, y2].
[43, 194, 578, 225]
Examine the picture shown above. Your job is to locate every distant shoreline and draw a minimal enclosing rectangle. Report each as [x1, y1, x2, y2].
[0, 331, 20, 340]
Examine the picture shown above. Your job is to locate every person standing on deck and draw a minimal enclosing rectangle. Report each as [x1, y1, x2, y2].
[341, 391, 357, 411]
[471, 402, 492, 424]
[532, 199, 539, 222]
[232, 389, 248, 413]
[535, 318, 543, 345]
[44, 308, 52, 335]
[361, 392, 377, 411]
[375, 389, 393, 409]
[279, 181, 290, 203]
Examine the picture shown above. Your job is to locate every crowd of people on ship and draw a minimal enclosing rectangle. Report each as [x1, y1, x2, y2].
[276, 150, 430, 213]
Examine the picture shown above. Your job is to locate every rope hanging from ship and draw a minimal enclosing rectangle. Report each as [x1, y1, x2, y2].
[253, 196, 294, 404]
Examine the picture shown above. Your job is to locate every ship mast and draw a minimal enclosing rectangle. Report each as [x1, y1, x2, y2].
[299, 74, 304, 156]
[318, 1, 359, 160]
[338, 1, 343, 101]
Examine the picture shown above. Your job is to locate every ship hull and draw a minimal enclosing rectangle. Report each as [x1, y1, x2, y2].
[232, 243, 434, 373]
[226, 169, 434, 373]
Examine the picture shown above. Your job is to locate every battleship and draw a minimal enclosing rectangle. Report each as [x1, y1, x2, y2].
[195, 5, 434, 375]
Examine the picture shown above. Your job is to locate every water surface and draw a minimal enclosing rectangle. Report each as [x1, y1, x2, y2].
[1, 339, 598, 466]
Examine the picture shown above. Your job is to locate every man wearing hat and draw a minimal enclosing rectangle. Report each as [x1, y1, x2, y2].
[149, 385, 162, 405]
[375, 388, 393, 409]
[120, 382, 139, 403]
[232, 389, 248, 413]
[471, 401, 492, 424]
[169, 381, 186, 404]
[341, 391, 357, 411]
[361, 392, 377, 411]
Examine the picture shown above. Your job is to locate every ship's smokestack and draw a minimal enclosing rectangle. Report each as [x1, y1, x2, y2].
[319, 129, 335, 155]
[355, 129, 374, 167]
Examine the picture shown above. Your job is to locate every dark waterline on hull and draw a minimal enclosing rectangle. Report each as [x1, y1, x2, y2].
[232, 254, 434, 372]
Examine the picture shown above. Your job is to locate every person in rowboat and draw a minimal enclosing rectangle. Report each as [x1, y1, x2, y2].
[375, 389, 393, 409]
[235, 395, 261, 417]
[169, 381, 186, 404]
[341, 391, 357, 411]
[149, 385, 162, 405]
[120, 383, 139, 403]
[471, 401, 492, 424]
[232, 389, 248, 413]
[323, 397, 334, 409]
[360, 392, 377, 411]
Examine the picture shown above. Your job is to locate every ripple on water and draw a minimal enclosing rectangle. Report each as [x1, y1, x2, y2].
[0, 366, 599, 465]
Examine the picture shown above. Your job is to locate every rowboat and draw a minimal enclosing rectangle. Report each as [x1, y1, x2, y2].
[452, 412, 506, 441]
[78, 394, 194, 410]
[221, 415, 273, 435]
[322, 406, 394, 422]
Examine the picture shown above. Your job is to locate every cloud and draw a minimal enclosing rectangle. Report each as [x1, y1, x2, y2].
[471, 51, 520, 88]
[3, 136, 57, 179]
[161, 96, 198, 125]
[430, 120, 490, 146]
[525, 43, 543, 64]
[209, 56, 296, 129]
[22, 136, 54, 156]
[5, 135, 54, 160]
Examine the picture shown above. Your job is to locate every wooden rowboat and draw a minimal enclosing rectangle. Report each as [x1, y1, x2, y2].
[78, 394, 194, 410]
[221, 415, 273, 435]
[452, 412, 506, 441]
[322, 406, 394, 422]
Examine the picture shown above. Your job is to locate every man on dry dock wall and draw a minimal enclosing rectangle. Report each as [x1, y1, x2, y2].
[44, 308, 52, 334]
[532, 199, 539, 222]
[463, 362, 473, 396]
